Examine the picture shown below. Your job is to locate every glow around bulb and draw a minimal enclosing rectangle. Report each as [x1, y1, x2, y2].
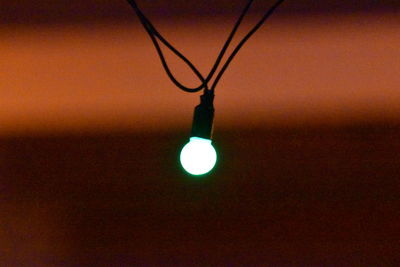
[180, 137, 217, 176]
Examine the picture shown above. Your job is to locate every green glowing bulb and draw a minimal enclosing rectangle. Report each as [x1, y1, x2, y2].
[180, 137, 217, 176]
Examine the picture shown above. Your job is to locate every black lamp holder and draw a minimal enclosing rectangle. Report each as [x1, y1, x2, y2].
[191, 90, 215, 140]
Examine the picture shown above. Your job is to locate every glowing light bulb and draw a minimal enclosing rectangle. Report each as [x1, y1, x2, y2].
[180, 137, 217, 176]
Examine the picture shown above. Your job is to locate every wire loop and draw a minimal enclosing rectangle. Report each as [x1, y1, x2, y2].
[126, 0, 286, 93]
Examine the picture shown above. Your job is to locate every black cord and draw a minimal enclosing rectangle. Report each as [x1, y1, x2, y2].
[126, 0, 254, 93]
[128, 0, 206, 92]
[126, 0, 286, 93]
[210, 0, 286, 92]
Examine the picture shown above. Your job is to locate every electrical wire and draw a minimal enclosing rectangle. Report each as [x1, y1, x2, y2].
[210, 0, 286, 92]
[133, 5, 206, 92]
[127, 0, 254, 93]
[126, 0, 286, 93]
[128, 1, 206, 92]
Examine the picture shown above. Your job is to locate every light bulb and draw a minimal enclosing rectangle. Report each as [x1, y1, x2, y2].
[180, 137, 217, 176]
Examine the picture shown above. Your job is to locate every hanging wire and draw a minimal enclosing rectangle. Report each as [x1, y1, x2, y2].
[127, 0, 254, 93]
[132, 5, 206, 92]
[210, 0, 286, 92]
[126, 0, 286, 93]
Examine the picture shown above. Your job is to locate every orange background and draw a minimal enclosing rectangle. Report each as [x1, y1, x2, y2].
[1, 1, 400, 265]
[0, 9, 399, 135]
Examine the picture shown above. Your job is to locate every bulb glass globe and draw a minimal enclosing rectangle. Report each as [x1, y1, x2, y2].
[180, 137, 217, 176]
